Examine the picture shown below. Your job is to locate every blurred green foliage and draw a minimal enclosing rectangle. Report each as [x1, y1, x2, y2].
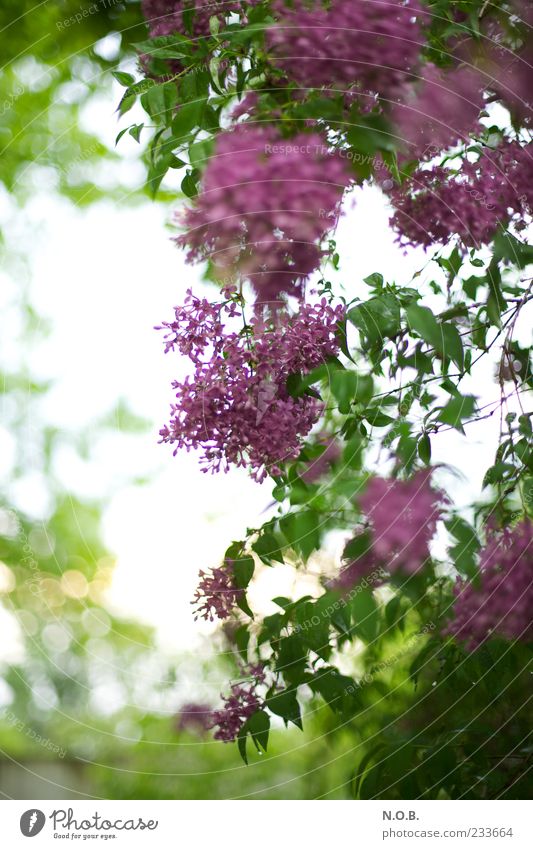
[0, 0, 146, 204]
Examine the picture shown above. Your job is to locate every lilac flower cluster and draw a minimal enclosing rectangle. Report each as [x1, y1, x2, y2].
[389, 141, 533, 249]
[176, 702, 213, 732]
[446, 521, 533, 649]
[391, 64, 485, 162]
[159, 292, 344, 481]
[267, 0, 424, 100]
[358, 470, 444, 575]
[334, 471, 444, 588]
[488, 45, 533, 127]
[177, 124, 349, 304]
[192, 561, 242, 621]
[141, 0, 242, 39]
[211, 665, 266, 742]
[479, 1, 533, 127]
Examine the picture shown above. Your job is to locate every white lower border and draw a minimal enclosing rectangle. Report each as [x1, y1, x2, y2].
[0, 799, 530, 848]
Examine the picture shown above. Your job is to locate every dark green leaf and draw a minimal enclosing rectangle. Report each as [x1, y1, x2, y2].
[418, 432, 432, 465]
[437, 395, 476, 432]
[113, 71, 135, 87]
[266, 688, 302, 729]
[350, 588, 379, 643]
[232, 555, 255, 590]
[252, 532, 284, 564]
[348, 294, 401, 346]
[279, 510, 321, 559]
[247, 709, 270, 752]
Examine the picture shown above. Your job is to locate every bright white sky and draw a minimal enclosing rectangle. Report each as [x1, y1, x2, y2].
[0, 87, 530, 659]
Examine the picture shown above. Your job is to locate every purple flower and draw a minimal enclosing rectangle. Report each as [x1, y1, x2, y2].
[211, 665, 265, 742]
[445, 521, 533, 650]
[159, 294, 345, 482]
[388, 141, 533, 249]
[176, 702, 213, 732]
[140, 2, 259, 76]
[267, 0, 424, 101]
[390, 63, 486, 162]
[211, 683, 262, 742]
[479, 1, 533, 127]
[176, 124, 350, 304]
[358, 470, 445, 574]
[192, 561, 242, 621]
[141, 0, 243, 39]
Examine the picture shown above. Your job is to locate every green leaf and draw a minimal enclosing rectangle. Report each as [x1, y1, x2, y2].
[181, 169, 199, 198]
[331, 370, 358, 414]
[237, 709, 270, 764]
[406, 303, 441, 348]
[346, 111, 397, 154]
[171, 100, 204, 139]
[113, 71, 135, 87]
[342, 434, 364, 470]
[286, 360, 339, 399]
[134, 34, 193, 59]
[237, 725, 248, 764]
[233, 624, 250, 663]
[111, 71, 135, 88]
[259, 613, 284, 645]
[409, 638, 438, 687]
[486, 259, 506, 328]
[252, 532, 284, 564]
[231, 555, 255, 590]
[141, 81, 179, 122]
[385, 595, 404, 629]
[225, 540, 244, 560]
[422, 745, 457, 792]
[129, 123, 144, 143]
[309, 668, 356, 712]
[348, 294, 401, 346]
[118, 93, 136, 117]
[405, 304, 464, 369]
[418, 432, 432, 465]
[482, 462, 516, 488]
[235, 593, 254, 618]
[363, 408, 395, 428]
[436, 245, 463, 284]
[519, 414, 532, 437]
[437, 395, 476, 432]
[520, 475, 533, 517]
[272, 596, 294, 611]
[440, 322, 464, 369]
[279, 510, 321, 559]
[493, 232, 533, 269]
[266, 689, 302, 729]
[350, 588, 379, 643]
[352, 745, 385, 798]
[363, 272, 384, 289]
[446, 517, 480, 578]
[355, 374, 374, 406]
[275, 635, 307, 684]
[247, 709, 270, 752]
[343, 531, 372, 562]
[115, 127, 130, 146]
[295, 600, 331, 660]
[335, 317, 355, 363]
[189, 138, 213, 169]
